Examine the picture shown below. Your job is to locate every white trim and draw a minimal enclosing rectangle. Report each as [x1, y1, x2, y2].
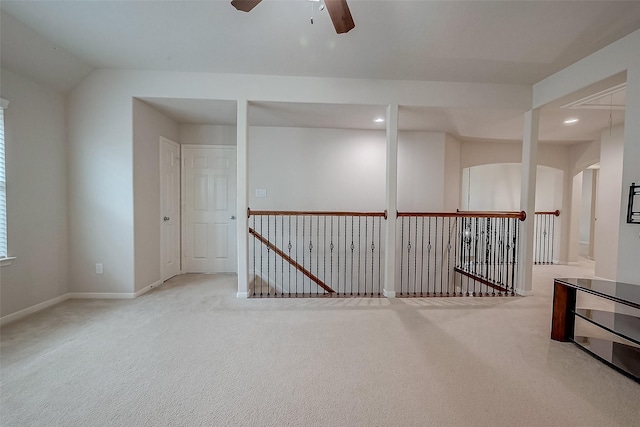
[516, 289, 534, 297]
[383, 289, 396, 298]
[67, 292, 136, 299]
[160, 136, 179, 147]
[0, 279, 164, 326]
[136, 279, 162, 297]
[553, 261, 581, 266]
[561, 83, 626, 110]
[0, 294, 69, 326]
[237, 291, 250, 298]
[180, 144, 237, 150]
[0, 256, 16, 267]
[160, 136, 181, 282]
[0, 98, 8, 109]
[181, 143, 187, 273]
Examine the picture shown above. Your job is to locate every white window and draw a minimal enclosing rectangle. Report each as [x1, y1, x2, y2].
[0, 98, 8, 259]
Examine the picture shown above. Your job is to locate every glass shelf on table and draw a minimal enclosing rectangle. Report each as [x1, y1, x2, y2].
[573, 336, 640, 382]
[554, 278, 640, 309]
[573, 309, 640, 345]
[555, 278, 640, 309]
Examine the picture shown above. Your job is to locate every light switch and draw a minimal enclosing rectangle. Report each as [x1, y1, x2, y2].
[255, 189, 267, 198]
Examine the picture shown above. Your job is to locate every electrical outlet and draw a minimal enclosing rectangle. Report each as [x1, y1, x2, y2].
[96, 263, 103, 275]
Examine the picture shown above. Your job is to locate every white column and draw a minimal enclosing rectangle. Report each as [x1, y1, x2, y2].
[517, 109, 539, 296]
[568, 173, 583, 263]
[383, 104, 399, 297]
[558, 168, 573, 264]
[236, 99, 250, 297]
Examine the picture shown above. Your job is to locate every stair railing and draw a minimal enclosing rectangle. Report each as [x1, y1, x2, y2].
[248, 209, 387, 297]
[533, 210, 560, 265]
[396, 210, 526, 297]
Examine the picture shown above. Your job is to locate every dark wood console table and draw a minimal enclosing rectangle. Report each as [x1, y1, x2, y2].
[552, 278, 640, 383]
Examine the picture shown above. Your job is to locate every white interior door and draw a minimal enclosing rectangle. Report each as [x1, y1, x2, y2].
[160, 136, 181, 281]
[183, 146, 237, 273]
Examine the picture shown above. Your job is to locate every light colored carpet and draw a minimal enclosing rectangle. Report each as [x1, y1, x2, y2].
[1, 261, 639, 426]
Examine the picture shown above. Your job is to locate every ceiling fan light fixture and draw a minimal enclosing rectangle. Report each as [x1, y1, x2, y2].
[233, 0, 353, 34]
[324, 0, 355, 34]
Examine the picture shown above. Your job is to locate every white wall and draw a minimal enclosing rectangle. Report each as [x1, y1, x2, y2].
[0, 69, 69, 317]
[570, 140, 600, 176]
[461, 163, 563, 212]
[246, 128, 455, 213]
[397, 132, 450, 211]
[579, 169, 594, 245]
[461, 141, 521, 170]
[569, 172, 583, 262]
[67, 73, 134, 294]
[179, 124, 236, 146]
[248, 126, 386, 211]
[461, 140, 571, 172]
[444, 134, 462, 211]
[132, 99, 179, 292]
[594, 124, 624, 280]
[462, 164, 519, 211]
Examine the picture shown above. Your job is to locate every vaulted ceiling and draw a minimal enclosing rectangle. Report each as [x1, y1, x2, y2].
[1, 1, 638, 141]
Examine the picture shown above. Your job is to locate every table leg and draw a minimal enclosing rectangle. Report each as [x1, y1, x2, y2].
[551, 281, 576, 341]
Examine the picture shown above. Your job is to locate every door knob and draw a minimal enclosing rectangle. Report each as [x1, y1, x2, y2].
[230, 215, 236, 220]
[164, 216, 170, 221]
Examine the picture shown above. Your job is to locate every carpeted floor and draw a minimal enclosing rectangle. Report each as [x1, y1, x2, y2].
[1, 260, 639, 426]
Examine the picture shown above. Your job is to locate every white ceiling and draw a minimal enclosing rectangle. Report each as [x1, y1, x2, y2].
[2, 0, 638, 142]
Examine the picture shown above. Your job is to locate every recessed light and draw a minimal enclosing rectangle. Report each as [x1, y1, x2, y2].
[564, 118, 579, 124]
[374, 117, 385, 123]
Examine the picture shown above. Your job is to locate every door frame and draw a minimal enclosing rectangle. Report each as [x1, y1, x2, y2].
[159, 136, 182, 281]
[181, 144, 238, 273]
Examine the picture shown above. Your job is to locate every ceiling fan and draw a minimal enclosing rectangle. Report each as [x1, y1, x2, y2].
[230, 0, 355, 34]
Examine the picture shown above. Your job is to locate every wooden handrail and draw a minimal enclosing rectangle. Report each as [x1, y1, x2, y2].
[248, 208, 387, 219]
[535, 210, 560, 216]
[248, 227, 335, 294]
[454, 267, 510, 294]
[398, 210, 526, 221]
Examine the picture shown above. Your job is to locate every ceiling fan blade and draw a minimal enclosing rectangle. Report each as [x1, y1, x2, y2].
[325, 0, 355, 34]
[231, 0, 262, 13]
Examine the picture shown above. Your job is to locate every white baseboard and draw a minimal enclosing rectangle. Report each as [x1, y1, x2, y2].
[135, 280, 162, 297]
[67, 292, 136, 299]
[237, 291, 250, 298]
[516, 289, 534, 296]
[1, 279, 165, 327]
[0, 294, 70, 326]
[383, 289, 396, 298]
